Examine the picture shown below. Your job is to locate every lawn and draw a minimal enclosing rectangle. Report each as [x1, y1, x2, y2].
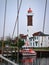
[33, 47, 49, 51]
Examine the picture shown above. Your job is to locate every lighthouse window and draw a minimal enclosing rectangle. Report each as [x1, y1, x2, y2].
[27, 16, 32, 26]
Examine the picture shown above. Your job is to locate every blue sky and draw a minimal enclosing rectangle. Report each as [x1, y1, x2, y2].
[0, 0, 49, 38]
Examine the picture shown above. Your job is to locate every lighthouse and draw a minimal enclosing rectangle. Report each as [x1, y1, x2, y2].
[27, 8, 33, 37]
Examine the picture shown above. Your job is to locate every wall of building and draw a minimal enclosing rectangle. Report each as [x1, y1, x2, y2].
[27, 26, 33, 37]
[32, 36, 49, 47]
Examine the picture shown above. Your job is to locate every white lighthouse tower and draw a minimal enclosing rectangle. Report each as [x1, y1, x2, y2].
[27, 8, 33, 38]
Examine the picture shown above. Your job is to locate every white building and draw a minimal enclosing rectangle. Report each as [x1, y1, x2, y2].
[32, 31, 49, 47]
[17, 31, 49, 48]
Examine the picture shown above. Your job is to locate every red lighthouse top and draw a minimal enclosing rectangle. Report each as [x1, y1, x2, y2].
[28, 8, 32, 13]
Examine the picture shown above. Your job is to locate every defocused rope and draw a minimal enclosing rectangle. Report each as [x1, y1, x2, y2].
[12, 0, 22, 38]
[3, 0, 7, 41]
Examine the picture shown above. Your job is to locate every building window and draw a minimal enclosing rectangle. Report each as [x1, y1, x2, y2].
[37, 36, 38, 39]
[30, 42, 32, 46]
[36, 42, 38, 46]
[34, 36, 36, 40]
[27, 16, 32, 26]
[34, 36, 38, 40]
[33, 37, 34, 41]
[48, 37, 49, 40]
[33, 42, 34, 46]
[29, 38, 32, 41]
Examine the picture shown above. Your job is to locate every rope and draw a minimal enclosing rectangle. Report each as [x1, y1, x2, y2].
[12, 0, 22, 38]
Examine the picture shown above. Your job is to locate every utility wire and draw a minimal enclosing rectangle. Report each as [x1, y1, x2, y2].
[12, 0, 22, 38]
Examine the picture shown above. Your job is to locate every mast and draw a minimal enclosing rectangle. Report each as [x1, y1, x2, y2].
[41, 0, 47, 47]
[17, 0, 19, 37]
[17, 0, 19, 63]
[43, 0, 47, 33]
[2, 0, 7, 55]
[17, 0, 22, 63]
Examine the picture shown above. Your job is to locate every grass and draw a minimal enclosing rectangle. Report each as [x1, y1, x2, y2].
[33, 47, 49, 51]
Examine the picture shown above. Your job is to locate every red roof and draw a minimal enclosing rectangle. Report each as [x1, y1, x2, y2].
[28, 8, 32, 13]
[20, 34, 28, 39]
[33, 31, 45, 36]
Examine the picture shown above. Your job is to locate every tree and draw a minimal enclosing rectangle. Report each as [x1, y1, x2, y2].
[16, 38, 25, 49]
[4, 36, 12, 47]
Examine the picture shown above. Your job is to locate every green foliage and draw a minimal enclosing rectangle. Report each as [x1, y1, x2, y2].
[0, 37, 25, 50]
[4, 40, 11, 46]
[0, 41, 2, 47]
[10, 43, 16, 47]
[33, 47, 49, 51]
[3, 37, 11, 47]
[16, 38, 25, 49]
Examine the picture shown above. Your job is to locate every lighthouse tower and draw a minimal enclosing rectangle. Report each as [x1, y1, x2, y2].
[27, 8, 33, 37]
